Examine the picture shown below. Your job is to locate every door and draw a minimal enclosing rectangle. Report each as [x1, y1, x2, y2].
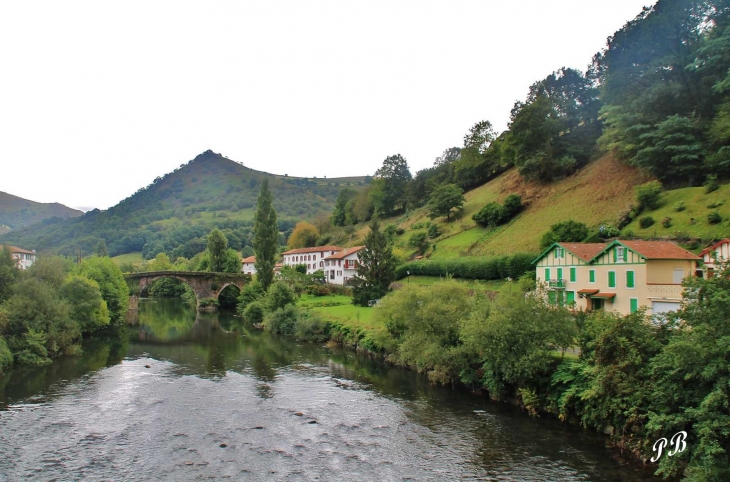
[652, 301, 680, 315]
[673, 268, 685, 284]
[591, 298, 604, 311]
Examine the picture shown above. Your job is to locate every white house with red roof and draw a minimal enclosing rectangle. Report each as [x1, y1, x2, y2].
[241, 255, 256, 275]
[699, 239, 730, 276]
[7, 245, 37, 270]
[281, 246, 343, 275]
[323, 246, 364, 285]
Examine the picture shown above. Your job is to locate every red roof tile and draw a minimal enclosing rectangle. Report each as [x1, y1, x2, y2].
[241, 256, 256, 263]
[5, 245, 35, 255]
[324, 246, 364, 260]
[281, 246, 343, 255]
[620, 240, 700, 260]
[699, 239, 730, 257]
[559, 243, 607, 262]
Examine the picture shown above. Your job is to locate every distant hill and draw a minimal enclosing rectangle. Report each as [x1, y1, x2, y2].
[0, 191, 82, 236]
[0, 151, 367, 258]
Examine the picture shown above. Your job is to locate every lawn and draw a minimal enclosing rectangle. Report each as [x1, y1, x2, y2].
[402, 275, 509, 292]
[111, 251, 144, 266]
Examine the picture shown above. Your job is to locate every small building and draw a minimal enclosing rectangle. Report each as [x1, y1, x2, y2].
[7, 245, 37, 270]
[281, 246, 343, 275]
[241, 256, 256, 275]
[534, 240, 701, 316]
[323, 246, 364, 285]
[699, 238, 730, 276]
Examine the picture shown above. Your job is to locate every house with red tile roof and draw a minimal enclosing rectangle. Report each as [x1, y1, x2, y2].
[241, 255, 256, 275]
[533, 240, 700, 316]
[699, 239, 730, 276]
[323, 246, 364, 285]
[280, 246, 343, 275]
[5, 245, 37, 270]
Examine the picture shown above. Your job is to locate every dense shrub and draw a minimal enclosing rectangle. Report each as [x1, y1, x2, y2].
[394, 253, 535, 281]
[237, 280, 265, 315]
[661, 217, 672, 228]
[635, 181, 663, 211]
[294, 312, 330, 342]
[673, 201, 686, 212]
[639, 216, 655, 228]
[539, 220, 589, 248]
[0, 335, 12, 375]
[502, 194, 523, 219]
[243, 301, 265, 324]
[427, 224, 440, 238]
[472, 202, 504, 227]
[408, 232, 429, 254]
[707, 212, 723, 224]
[263, 305, 299, 335]
[265, 282, 297, 312]
[704, 174, 719, 194]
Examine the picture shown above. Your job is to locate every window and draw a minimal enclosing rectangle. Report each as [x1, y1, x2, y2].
[614, 247, 627, 263]
[545, 268, 551, 281]
[630, 298, 638, 313]
[566, 291, 575, 305]
[608, 271, 616, 288]
[626, 270, 635, 289]
[555, 247, 564, 259]
[569, 267, 576, 283]
[589, 269, 595, 283]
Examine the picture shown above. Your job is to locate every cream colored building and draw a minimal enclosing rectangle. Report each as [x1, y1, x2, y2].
[281, 246, 343, 274]
[323, 246, 363, 285]
[241, 256, 256, 275]
[7, 245, 37, 270]
[534, 240, 700, 316]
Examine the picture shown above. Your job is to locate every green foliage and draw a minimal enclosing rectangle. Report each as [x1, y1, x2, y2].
[371, 154, 412, 216]
[94, 239, 108, 257]
[294, 311, 329, 342]
[408, 232, 429, 255]
[633, 116, 703, 184]
[502, 194, 523, 218]
[206, 228, 228, 272]
[704, 174, 719, 194]
[539, 220, 589, 248]
[673, 201, 686, 212]
[661, 217, 672, 228]
[0, 191, 81, 231]
[263, 304, 299, 335]
[331, 188, 357, 226]
[472, 202, 504, 227]
[0, 244, 19, 303]
[265, 282, 297, 312]
[708, 211, 723, 224]
[243, 301, 265, 324]
[0, 334, 11, 374]
[635, 181, 664, 211]
[74, 256, 129, 328]
[220, 248, 241, 273]
[427, 224, 440, 238]
[253, 179, 279, 290]
[639, 216, 655, 228]
[394, 253, 535, 281]
[426, 183, 465, 221]
[237, 280, 265, 314]
[352, 221, 397, 306]
[59, 276, 110, 333]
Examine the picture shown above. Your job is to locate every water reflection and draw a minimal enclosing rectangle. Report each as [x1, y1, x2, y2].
[0, 299, 658, 481]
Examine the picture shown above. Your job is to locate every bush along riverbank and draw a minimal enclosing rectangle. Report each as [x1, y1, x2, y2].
[240, 266, 730, 481]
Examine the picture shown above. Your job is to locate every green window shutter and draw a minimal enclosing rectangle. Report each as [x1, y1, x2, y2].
[613, 248, 617, 263]
[589, 270, 595, 283]
[608, 271, 616, 288]
[566, 291, 575, 305]
[557, 291, 564, 307]
[548, 291, 556, 305]
[557, 268, 563, 281]
[626, 271, 635, 288]
[545, 268, 550, 281]
[570, 267, 576, 283]
[630, 298, 638, 313]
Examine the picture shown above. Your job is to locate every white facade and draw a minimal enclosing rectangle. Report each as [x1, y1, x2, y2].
[323, 247, 363, 285]
[9, 246, 36, 270]
[701, 239, 730, 275]
[241, 256, 256, 275]
[281, 246, 342, 275]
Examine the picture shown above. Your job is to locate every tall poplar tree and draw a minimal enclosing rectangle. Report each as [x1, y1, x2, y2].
[253, 179, 278, 290]
[351, 221, 396, 306]
[207, 228, 228, 272]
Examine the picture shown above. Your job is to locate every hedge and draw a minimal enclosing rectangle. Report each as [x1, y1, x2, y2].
[395, 253, 537, 281]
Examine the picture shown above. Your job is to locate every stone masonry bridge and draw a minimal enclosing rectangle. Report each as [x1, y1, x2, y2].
[125, 271, 249, 310]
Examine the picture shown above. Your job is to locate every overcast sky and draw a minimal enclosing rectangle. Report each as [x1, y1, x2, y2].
[0, 0, 650, 210]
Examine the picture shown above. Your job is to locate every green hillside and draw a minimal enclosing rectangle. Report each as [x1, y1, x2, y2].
[351, 153, 729, 259]
[0, 191, 82, 235]
[0, 150, 367, 258]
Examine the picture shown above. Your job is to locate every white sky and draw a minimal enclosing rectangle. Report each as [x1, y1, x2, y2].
[0, 0, 650, 210]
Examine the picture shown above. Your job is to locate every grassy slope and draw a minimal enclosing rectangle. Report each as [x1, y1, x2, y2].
[622, 184, 730, 239]
[111, 251, 145, 267]
[374, 152, 652, 258]
[0, 191, 82, 233]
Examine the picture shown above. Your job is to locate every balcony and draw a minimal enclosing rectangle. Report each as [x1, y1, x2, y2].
[547, 279, 566, 290]
[646, 283, 684, 299]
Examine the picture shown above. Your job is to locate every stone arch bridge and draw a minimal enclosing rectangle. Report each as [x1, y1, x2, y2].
[125, 271, 249, 310]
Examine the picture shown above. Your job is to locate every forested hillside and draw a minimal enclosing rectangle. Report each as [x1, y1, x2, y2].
[0, 191, 81, 235]
[0, 151, 367, 258]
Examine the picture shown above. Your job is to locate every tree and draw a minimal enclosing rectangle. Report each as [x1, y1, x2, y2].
[540, 220, 589, 248]
[253, 179, 278, 290]
[220, 248, 241, 273]
[331, 188, 357, 226]
[74, 256, 129, 328]
[433, 147, 461, 167]
[472, 202, 504, 227]
[0, 245, 18, 303]
[371, 154, 412, 216]
[287, 222, 319, 249]
[59, 276, 110, 334]
[94, 239, 108, 257]
[427, 184, 465, 221]
[635, 181, 664, 211]
[207, 228, 228, 272]
[351, 221, 397, 306]
[408, 232, 429, 255]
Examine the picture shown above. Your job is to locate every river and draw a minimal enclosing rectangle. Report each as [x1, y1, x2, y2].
[0, 299, 657, 481]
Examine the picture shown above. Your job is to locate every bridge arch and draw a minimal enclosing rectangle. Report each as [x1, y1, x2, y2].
[125, 271, 249, 311]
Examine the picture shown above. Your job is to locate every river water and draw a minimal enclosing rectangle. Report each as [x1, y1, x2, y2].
[0, 299, 656, 481]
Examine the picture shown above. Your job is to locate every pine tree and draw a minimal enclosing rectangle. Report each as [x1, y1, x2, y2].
[351, 221, 396, 306]
[207, 228, 228, 272]
[94, 239, 108, 257]
[253, 179, 278, 290]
